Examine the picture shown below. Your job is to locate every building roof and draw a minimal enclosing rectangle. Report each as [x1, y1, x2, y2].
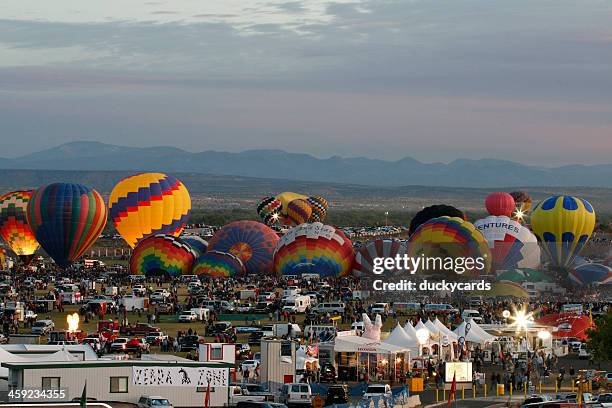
[2, 359, 234, 370]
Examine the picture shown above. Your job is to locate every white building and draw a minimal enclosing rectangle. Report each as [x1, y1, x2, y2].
[4, 360, 232, 408]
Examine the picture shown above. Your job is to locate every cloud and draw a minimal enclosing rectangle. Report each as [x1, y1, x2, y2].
[0, 0, 611, 162]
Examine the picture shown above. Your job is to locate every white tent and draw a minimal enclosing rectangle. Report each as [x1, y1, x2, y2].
[333, 331, 408, 354]
[385, 324, 419, 352]
[433, 318, 458, 340]
[414, 320, 431, 336]
[403, 321, 419, 339]
[454, 320, 497, 344]
[424, 319, 439, 336]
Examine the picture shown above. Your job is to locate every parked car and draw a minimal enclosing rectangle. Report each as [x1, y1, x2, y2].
[325, 385, 349, 406]
[320, 363, 337, 383]
[110, 337, 129, 353]
[137, 396, 173, 408]
[120, 323, 161, 336]
[145, 332, 169, 346]
[279, 383, 312, 407]
[178, 310, 198, 322]
[178, 335, 201, 351]
[362, 384, 392, 402]
[32, 320, 54, 335]
[126, 337, 150, 353]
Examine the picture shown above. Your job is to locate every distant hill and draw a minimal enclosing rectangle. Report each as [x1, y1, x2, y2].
[1, 141, 611, 188]
[1, 168, 612, 214]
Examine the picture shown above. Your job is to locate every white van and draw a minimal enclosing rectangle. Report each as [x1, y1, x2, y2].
[424, 304, 458, 314]
[283, 286, 301, 297]
[461, 309, 483, 323]
[282, 295, 311, 313]
[314, 302, 345, 315]
[279, 383, 312, 407]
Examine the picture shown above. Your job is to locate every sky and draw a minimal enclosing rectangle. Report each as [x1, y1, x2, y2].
[1, 0, 612, 165]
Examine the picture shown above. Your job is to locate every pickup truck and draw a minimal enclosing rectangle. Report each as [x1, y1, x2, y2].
[119, 323, 161, 336]
[229, 385, 274, 406]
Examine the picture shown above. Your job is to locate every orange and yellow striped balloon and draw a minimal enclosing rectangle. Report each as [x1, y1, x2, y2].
[0, 190, 39, 263]
[109, 173, 191, 248]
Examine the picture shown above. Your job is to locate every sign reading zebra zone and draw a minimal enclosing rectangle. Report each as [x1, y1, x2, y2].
[132, 366, 229, 387]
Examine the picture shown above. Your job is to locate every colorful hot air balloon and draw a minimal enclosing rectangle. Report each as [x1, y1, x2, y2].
[192, 250, 246, 278]
[569, 263, 612, 286]
[207, 221, 279, 274]
[130, 234, 197, 277]
[287, 199, 312, 225]
[109, 173, 191, 248]
[0, 191, 39, 264]
[275, 192, 309, 225]
[509, 191, 532, 219]
[181, 236, 208, 257]
[485, 192, 516, 217]
[352, 238, 408, 278]
[273, 222, 354, 278]
[531, 195, 596, 268]
[257, 196, 282, 226]
[473, 216, 540, 271]
[307, 196, 329, 222]
[27, 183, 107, 268]
[408, 216, 491, 277]
[408, 205, 465, 236]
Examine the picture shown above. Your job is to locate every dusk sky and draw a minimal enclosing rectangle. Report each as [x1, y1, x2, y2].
[1, 0, 611, 165]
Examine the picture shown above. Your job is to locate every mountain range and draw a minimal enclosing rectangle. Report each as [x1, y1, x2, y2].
[1, 141, 611, 188]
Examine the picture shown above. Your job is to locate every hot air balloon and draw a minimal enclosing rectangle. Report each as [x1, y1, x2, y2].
[307, 196, 329, 222]
[181, 236, 208, 257]
[257, 196, 282, 226]
[473, 216, 540, 271]
[485, 192, 516, 217]
[408, 205, 465, 236]
[192, 250, 246, 278]
[276, 192, 309, 225]
[407, 216, 491, 277]
[509, 191, 532, 220]
[352, 238, 408, 278]
[109, 173, 191, 248]
[130, 234, 197, 277]
[530, 195, 596, 268]
[483, 282, 529, 298]
[27, 183, 107, 268]
[287, 199, 312, 225]
[207, 221, 279, 274]
[0, 191, 39, 264]
[0, 247, 5, 271]
[273, 223, 354, 278]
[569, 263, 612, 286]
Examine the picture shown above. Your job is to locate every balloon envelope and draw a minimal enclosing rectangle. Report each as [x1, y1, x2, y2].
[130, 234, 197, 277]
[192, 250, 246, 278]
[530, 195, 596, 268]
[473, 216, 540, 271]
[273, 222, 354, 278]
[569, 263, 612, 286]
[485, 192, 516, 217]
[109, 173, 191, 248]
[408, 216, 491, 277]
[0, 190, 39, 264]
[181, 236, 208, 257]
[207, 221, 279, 274]
[27, 183, 107, 268]
[352, 238, 408, 278]
[409, 205, 465, 236]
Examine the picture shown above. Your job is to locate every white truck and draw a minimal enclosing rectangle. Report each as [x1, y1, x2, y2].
[282, 295, 311, 313]
[262, 323, 301, 338]
[228, 385, 274, 406]
[119, 295, 149, 312]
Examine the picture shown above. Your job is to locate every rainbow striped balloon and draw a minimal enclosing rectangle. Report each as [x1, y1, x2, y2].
[192, 250, 246, 278]
[130, 234, 197, 277]
[407, 216, 492, 277]
[27, 183, 107, 268]
[273, 223, 354, 278]
[109, 173, 191, 248]
[0, 190, 39, 263]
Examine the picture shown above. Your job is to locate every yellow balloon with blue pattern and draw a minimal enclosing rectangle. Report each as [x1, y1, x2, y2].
[109, 173, 191, 248]
[530, 195, 595, 268]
